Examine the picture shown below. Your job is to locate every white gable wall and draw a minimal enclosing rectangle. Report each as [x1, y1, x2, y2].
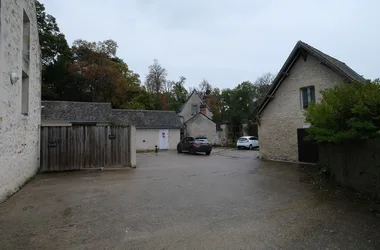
[0, 0, 41, 202]
[179, 92, 213, 122]
[185, 114, 217, 144]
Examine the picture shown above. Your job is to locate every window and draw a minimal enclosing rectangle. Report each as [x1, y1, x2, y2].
[21, 71, 29, 115]
[300, 86, 315, 109]
[21, 10, 30, 115]
[22, 11, 30, 64]
[191, 104, 198, 115]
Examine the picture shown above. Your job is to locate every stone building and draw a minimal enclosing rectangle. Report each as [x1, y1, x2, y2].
[249, 41, 365, 162]
[178, 90, 218, 144]
[0, 0, 41, 201]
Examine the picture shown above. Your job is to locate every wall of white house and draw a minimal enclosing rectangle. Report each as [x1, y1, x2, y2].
[258, 54, 345, 162]
[136, 128, 180, 151]
[178, 93, 213, 122]
[0, 0, 41, 202]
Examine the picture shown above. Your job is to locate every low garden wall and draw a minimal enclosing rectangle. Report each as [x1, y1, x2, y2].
[318, 140, 380, 199]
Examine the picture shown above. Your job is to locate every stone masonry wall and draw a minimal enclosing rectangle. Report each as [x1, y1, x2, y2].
[185, 115, 217, 144]
[0, 0, 41, 202]
[258, 55, 344, 162]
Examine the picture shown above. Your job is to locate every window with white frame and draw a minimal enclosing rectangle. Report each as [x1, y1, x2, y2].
[300, 86, 315, 109]
[191, 104, 198, 114]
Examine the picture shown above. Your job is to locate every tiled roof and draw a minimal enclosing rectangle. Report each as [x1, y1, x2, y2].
[41, 101, 111, 122]
[249, 41, 366, 120]
[41, 101, 183, 129]
[111, 109, 182, 129]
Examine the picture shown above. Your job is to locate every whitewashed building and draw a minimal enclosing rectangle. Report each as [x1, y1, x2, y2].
[0, 0, 41, 201]
[178, 90, 218, 144]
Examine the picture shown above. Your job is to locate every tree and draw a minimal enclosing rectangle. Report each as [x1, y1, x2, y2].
[37, 1, 152, 110]
[72, 39, 118, 58]
[168, 76, 188, 111]
[209, 88, 222, 124]
[216, 81, 260, 139]
[305, 80, 380, 143]
[254, 72, 275, 104]
[67, 39, 146, 108]
[145, 59, 167, 94]
[36, 1, 71, 67]
[199, 79, 212, 97]
[37, 1, 73, 100]
[171, 76, 187, 102]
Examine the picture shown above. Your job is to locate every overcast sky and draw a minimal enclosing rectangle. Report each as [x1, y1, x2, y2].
[41, 0, 379, 89]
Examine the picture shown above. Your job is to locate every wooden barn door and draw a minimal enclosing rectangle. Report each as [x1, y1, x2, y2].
[40, 125, 131, 172]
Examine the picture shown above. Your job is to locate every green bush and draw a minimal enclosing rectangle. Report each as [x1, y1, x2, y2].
[305, 80, 380, 143]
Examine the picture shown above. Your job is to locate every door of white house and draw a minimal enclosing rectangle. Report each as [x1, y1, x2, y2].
[158, 129, 169, 150]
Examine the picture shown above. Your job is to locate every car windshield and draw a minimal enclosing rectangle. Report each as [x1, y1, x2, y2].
[195, 138, 209, 143]
[238, 137, 248, 141]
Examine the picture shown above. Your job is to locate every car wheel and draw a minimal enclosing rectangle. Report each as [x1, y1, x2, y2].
[249, 144, 253, 150]
[177, 146, 182, 153]
[190, 148, 196, 155]
[237, 147, 241, 150]
[206, 151, 211, 155]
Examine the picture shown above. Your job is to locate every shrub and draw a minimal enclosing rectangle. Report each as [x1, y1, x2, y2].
[305, 80, 380, 143]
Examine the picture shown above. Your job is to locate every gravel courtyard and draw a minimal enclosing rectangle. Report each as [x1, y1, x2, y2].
[0, 148, 379, 249]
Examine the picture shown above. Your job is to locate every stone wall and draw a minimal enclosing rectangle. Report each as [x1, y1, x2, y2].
[258, 55, 345, 162]
[318, 140, 380, 200]
[214, 124, 228, 146]
[185, 114, 217, 144]
[0, 0, 41, 202]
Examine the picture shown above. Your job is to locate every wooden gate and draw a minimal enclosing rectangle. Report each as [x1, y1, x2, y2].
[40, 126, 130, 172]
[297, 128, 318, 163]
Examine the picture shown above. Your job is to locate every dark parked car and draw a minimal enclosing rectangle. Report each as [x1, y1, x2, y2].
[177, 137, 212, 155]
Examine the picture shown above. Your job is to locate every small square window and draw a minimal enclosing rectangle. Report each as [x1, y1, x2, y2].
[300, 86, 315, 109]
[191, 104, 198, 114]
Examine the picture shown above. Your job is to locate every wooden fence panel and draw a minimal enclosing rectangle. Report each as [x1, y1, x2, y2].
[40, 125, 130, 172]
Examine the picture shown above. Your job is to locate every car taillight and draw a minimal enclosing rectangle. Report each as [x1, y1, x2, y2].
[194, 141, 200, 146]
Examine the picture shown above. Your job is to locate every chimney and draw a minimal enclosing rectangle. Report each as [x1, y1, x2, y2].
[203, 94, 212, 109]
[200, 104, 207, 115]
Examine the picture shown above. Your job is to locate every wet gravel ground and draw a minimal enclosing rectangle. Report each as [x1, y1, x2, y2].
[0, 148, 379, 249]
